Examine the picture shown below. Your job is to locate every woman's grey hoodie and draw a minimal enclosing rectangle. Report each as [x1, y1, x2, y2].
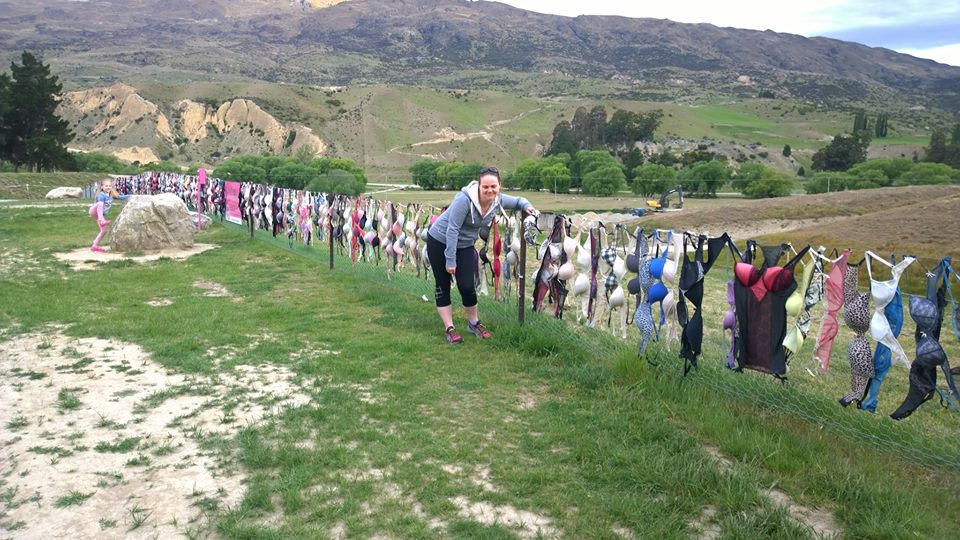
[428, 181, 532, 268]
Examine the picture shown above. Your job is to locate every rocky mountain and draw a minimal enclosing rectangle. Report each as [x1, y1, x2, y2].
[59, 84, 325, 163]
[1, 0, 958, 114]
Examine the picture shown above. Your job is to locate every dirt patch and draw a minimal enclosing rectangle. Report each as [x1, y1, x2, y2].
[451, 496, 557, 539]
[0, 247, 43, 278]
[764, 487, 842, 540]
[469, 466, 499, 493]
[687, 505, 721, 540]
[54, 243, 218, 271]
[145, 298, 173, 307]
[0, 328, 311, 539]
[329, 521, 348, 539]
[702, 444, 734, 474]
[701, 444, 842, 539]
[192, 279, 239, 302]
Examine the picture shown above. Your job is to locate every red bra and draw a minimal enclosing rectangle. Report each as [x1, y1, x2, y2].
[735, 262, 796, 300]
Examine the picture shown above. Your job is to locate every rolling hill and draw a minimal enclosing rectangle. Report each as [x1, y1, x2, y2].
[2, 0, 955, 172]
[2, 0, 958, 112]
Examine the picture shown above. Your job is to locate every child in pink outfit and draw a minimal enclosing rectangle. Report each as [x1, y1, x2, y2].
[88, 179, 127, 252]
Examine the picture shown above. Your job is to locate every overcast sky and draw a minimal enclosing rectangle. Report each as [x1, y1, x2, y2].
[489, 0, 960, 66]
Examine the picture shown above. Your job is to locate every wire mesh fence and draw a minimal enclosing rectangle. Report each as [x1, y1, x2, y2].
[219, 203, 960, 473]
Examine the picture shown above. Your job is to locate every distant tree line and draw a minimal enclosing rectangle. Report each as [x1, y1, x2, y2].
[804, 157, 959, 194]
[410, 151, 795, 199]
[213, 154, 367, 195]
[0, 51, 74, 172]
[408, 151, 625, 197]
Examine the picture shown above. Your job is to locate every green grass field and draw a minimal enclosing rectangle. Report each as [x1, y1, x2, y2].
[0, 173, 106, 200]
[1, 196, 958, 538]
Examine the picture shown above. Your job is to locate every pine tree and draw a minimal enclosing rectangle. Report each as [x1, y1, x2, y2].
[3, 51, 74, 171]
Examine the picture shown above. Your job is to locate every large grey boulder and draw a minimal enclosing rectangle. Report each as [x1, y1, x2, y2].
[111, 194, 195, 251]
[45, 187, 83, 199]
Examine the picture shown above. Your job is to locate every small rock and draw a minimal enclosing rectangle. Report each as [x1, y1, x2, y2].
[45, 187, 83, 199]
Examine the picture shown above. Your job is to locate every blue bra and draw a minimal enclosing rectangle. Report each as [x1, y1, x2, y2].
[649, 230, 671, 279]
[649, 281, 668, 303]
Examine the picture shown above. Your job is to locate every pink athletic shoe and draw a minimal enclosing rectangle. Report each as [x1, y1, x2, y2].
[98, 219, 110, 227]
[90, 246, 105, 253]
[467, 320, 491, 339]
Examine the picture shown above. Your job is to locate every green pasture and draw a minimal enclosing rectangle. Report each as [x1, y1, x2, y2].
[1, 199, 959, 538]
[0, 173, 105, 200]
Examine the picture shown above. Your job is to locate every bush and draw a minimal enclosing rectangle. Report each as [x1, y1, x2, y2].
[895, 162, 955, 185]
[742, 176, 794, 198]
[631, 163, 676, 196]
[513, 159, 545, 191]
[804, 173, 852, 194]
[305, 169, 364, 195]
[73, 151, 136, 174]
[847, 157, 913, 182]
[680, 160, 729, 197]
[540, 163, 572, 193]
[142, 160, 182, 173]
[270, 161, 318, 190]
[410, 159, 444, 190]
[581, 165, 625, 196]
[435, 162, 467, 190]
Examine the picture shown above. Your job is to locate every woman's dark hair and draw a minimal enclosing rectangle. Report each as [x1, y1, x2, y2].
[478, 166, 501, 183]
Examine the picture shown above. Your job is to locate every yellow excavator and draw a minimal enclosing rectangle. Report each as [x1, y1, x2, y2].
[646, 186, 684, 212]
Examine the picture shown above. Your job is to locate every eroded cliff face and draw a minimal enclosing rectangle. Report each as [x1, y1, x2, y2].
[59, 85, 325, 164]
[60, 83, 174, 150]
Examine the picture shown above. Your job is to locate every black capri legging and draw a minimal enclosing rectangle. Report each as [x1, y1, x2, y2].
[427, 235, 477, 308]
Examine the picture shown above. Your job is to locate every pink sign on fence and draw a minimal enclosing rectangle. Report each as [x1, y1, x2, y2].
[225, 181, 242, 224]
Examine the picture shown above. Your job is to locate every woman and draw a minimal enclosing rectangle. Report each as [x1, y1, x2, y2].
[427, 167, 538, 344]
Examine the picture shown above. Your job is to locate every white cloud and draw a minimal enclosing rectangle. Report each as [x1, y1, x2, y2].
[493, 0, 847, 34]
[491, 1, 960, 43]
[897, 43, 960, 67]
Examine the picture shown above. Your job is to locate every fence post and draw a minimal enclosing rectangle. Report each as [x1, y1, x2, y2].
[329, 196, 335, 270]
[518, 216, 526, 326]
[391, 202, 398, 273]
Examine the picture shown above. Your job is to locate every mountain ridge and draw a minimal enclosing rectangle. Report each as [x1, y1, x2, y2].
[1, 0, 957, 115]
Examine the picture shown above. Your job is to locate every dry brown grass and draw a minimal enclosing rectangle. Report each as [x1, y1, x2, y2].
[648, 185, 960, 260]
